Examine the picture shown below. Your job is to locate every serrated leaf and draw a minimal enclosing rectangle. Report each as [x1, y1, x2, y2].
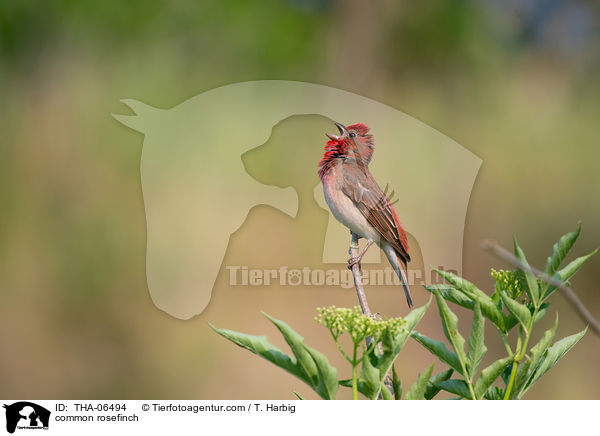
[395, 298, 431, 349]
[359, 350, 381, 400]
[405, 363, 434, 400]
[424, 285, 475, 309]
[424, 368, 454, 400]
[483, 385, 503, 400]
[528, 315, 560, 373]
[339, 378, 352, 387]
[545, 225, 581, 276]
[525, 327, 587, 393]
[433, 289, 468, 376]
[263, 313, 319, 385]
[500, 291, 532, 332]
[392, 365, 403, 400]
[532, 303, 550, 325]
[558, 249, 597, 282]
[474, 356, 512, 399]
[435, 379, 472, 399]
[434, 269, 506, 332]
[210, 324, 310, 388]
[513, 237, 540, 304]
[411, 331, 463, 374]
[515, 315, 559, 398]
[544, 250, 598, 300]
[304, 347, 339, 400]
[375, 299, 431, 382]
[467, 302, 487, 375]
[261, 313, 339, 400]
[376, 329, 403, 382]
[501, 362, 513, 386]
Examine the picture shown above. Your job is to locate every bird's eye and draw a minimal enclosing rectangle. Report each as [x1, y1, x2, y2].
[349, 132, 356, 138]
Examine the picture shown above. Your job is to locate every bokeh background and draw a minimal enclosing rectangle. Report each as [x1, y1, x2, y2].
[1, 0, 599, 399]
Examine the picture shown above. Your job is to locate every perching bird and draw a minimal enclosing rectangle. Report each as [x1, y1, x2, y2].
[318, 122, 413, 308]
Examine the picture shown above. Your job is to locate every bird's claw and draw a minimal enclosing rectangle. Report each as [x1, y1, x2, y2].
[347, 257, 360, 270]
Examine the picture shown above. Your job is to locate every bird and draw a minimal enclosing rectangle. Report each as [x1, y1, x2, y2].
[318, 122, 413, 308]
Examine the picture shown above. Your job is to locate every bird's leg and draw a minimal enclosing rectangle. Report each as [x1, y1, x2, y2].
[347, 239, 374, 269]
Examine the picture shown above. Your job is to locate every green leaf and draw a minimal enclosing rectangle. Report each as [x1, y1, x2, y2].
[545, 225, 581, 276]
[392, 365, 402, 400]
[434, 269, 506, 332]
[513, 237, 540, 305]
[424, 368, 453, 400]
[376, 329, 403, 382]
[467, 302, 487, 375]
[359, 350, 382, 400]
[503, 313, 519, 331]
[424, 285, 475, 310]
[375, 299, 431, 383]
[339, 379, 352, 387]
[528, 315, 560, 374]
[395, 298, 431, 349]
[544, 250, 598, 299]
[405, 363, 434, 400]
[433, 289, 468, 376]
[411, 331, 463, 374]
[483, 385, 503, 400]
[293, 391, 304, 400]
[558, 249, 597, 282]
[303, 347, 339, 400]
[210, 324, 306, 380]
[262, 314, 339, 400]
[380, 384, 394, 400]
[474, 356, 512, 399]
[532, 303, 550, 325]
[499, 291, 532, 332]
[263, 313, 319, 385]
[515, 315, 558, 398]
[525, 327, 587, 392]
[435, 380, 472, 399]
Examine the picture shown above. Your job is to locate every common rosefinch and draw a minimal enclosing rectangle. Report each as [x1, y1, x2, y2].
[319, 122, 413, 308]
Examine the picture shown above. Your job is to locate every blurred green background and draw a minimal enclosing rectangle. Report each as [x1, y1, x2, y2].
[1, 0, 599, 399]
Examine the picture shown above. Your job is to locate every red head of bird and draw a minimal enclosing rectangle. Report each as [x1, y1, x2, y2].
[318, 122, 374, 180]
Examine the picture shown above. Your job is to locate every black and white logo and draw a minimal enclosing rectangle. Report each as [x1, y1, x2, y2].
[3, 402, 50, 433]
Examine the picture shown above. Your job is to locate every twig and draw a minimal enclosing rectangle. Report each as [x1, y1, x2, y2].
[481, 240, 600, 337]
[349, 232, 373, 317]
[349, 232, 395, 396]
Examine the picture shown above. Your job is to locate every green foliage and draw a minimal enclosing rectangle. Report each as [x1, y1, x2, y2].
[212, 301, 437, 400]
[212, 225, 592, 400]
[419, 225, 592, 399]
[210, 315, 338, 400]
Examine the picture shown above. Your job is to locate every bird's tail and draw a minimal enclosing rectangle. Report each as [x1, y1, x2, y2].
[382, 242, 413, 308]
[398, 264, 413, 309]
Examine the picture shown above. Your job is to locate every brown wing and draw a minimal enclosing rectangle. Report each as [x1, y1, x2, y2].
[341, 163, 410, 264]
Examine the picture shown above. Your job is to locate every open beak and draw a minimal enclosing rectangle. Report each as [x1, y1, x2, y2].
[326, 122, 346, 140]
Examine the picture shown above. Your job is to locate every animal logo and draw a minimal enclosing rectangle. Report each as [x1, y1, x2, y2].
[114, 80, 481, 319]
[3, 402, 50, 433]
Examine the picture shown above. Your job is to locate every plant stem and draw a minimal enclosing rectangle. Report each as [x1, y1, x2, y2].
[352, 342, 358, 400]
[465, 373, 477, 400]
[501, 334, 514, 357]
[330, 331, 353, 364]
[504, 306, 538, 400]
[503, 362, 519, 400]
